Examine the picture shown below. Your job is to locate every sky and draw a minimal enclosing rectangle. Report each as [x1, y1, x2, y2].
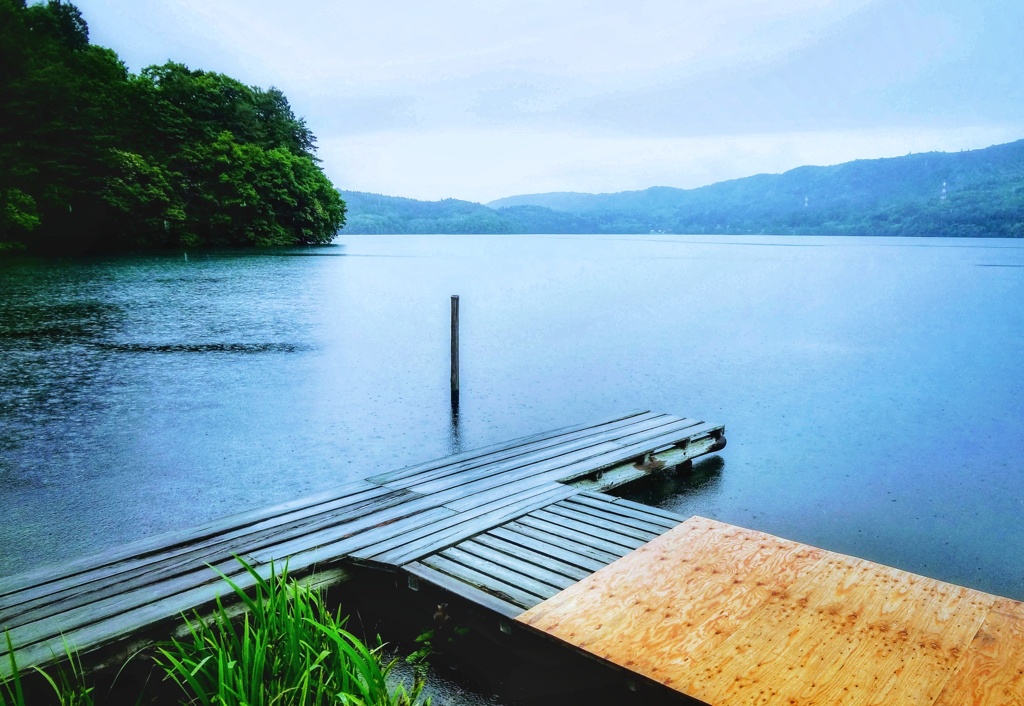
[74, 0, 1024, 203]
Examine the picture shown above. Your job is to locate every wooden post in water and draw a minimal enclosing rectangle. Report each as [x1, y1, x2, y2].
[450, 295, 460, 401]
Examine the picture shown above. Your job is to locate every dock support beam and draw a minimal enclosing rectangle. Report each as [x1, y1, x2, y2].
[450, 295, 460, 401]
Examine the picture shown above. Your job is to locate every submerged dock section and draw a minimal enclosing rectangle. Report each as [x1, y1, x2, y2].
[519, 516, 1024, 706]
[0, 410, 723, 677]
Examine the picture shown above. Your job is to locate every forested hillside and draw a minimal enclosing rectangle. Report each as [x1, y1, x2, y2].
[342, 141, 1024, 237]
[0, 0, 345, 253]
[339, 191, 599, 234]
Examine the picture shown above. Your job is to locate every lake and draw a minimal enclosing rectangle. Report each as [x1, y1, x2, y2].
[1, 235, 1022, 602]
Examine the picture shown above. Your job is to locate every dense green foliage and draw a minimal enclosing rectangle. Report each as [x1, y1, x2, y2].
[0, 0, 345, 253]
[343, 141, 1024, 236]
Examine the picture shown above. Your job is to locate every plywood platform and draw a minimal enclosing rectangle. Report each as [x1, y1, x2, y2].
[518, 517, 1024, 706]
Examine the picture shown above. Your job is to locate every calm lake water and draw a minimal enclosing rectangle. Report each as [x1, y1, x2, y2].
[1, 235, 1023, 602]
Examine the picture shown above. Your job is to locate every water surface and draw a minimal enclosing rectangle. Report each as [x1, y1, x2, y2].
[1, 235, 1022, 600]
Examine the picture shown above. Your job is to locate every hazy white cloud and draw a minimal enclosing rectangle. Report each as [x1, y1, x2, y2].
[322, 124, 1024, 203]
[75, 0, 1024, 201]
[92, 0, 877, 85]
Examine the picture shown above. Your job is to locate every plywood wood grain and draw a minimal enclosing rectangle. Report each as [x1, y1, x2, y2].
[518, 517, 1019, 706]
[933, 606, 1024, 706]
[519, 518, 824, 691]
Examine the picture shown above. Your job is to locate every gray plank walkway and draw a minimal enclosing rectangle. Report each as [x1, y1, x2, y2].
[0, 410, 724, 676]
[407, 493, 686, 617]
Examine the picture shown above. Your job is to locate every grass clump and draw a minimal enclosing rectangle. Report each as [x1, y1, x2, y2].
[153, 558, 425, 706]
[3, 558, 425, 705]
[0, 633, 24, 706]
[2, 632, 93, 706]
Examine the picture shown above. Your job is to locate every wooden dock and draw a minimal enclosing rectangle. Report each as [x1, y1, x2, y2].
[0, 410, 724, 677]
[8, 409, 1019, 704]
[519, 516, 1024, 706]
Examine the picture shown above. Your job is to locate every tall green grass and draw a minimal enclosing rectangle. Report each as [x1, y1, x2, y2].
[153, 558, 426, 706]
[1, 632, 93, 706]
[3, 559, 426, 705]
[1, 632, 24, 706]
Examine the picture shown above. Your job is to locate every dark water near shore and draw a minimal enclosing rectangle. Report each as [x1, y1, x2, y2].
[1, 235, 1023, 602]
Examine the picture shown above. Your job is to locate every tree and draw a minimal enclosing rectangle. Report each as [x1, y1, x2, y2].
[0, 0, 345, 252]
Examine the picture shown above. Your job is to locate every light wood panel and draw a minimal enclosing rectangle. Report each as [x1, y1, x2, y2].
[933, 600, 1024, 706]
[519, 517, 1020, 706]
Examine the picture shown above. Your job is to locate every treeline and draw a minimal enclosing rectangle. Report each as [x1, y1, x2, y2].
[0, 0, 345, 253]
[339, 192, 512, 234]
[339, 192, 601, 234]
[342, 141, 1024, 237]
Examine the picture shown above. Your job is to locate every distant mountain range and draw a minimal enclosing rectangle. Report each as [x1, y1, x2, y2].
[339, 139, 1024, 237]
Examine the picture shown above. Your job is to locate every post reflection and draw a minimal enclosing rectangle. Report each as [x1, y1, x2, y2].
[447, 397, 462, 455]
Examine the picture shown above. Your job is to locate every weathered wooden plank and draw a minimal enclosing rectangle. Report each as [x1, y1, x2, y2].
[562, 494, 680, 529]
[438, 546, 566, 598]
[514, 515, 643, 556]
[403, 562, 522, 619]
[0, 563, 349, 680]
[425, 418, 711, 502]
[2, 489, 436, 671]
[365, 484, 578, 566]
[560, 495, 678, 532]
[292, 424, 709, 550]
[249, 505, 457, 566]
[473, 532, 599, 577]
[432, 421, 721, 512]
[3, 548, 354, 662]
[557, 421, 722, 483]
[576, 491, 687, 523]
[0, 555, 260, 672]
[433, 449, 686, 516]
[0, 487, 410, 625]
[933, 606, 1024, 706]
[376, 412, 670, 491]
[348, 482, 572, 564]
[421, 555, 541, 610]
[0, 558, 273, 677]
[410, 416, 705, 503]
[0, 479, 384, 598]
[407, 441, 624, 496]
[1, 492, 418, 633]
[456, 538, 583, 586]
[241, 487, 459, 564]
[404, 415, 689, 495]
[0, 505, 444, 654]
[607, 418, 718, 451]
[528, 509, 655, 548]
[496, 522, 623, 566]
[539, 503, 664, 541]
[366, 410, 653, 485]
[568, 431, 726, 493]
